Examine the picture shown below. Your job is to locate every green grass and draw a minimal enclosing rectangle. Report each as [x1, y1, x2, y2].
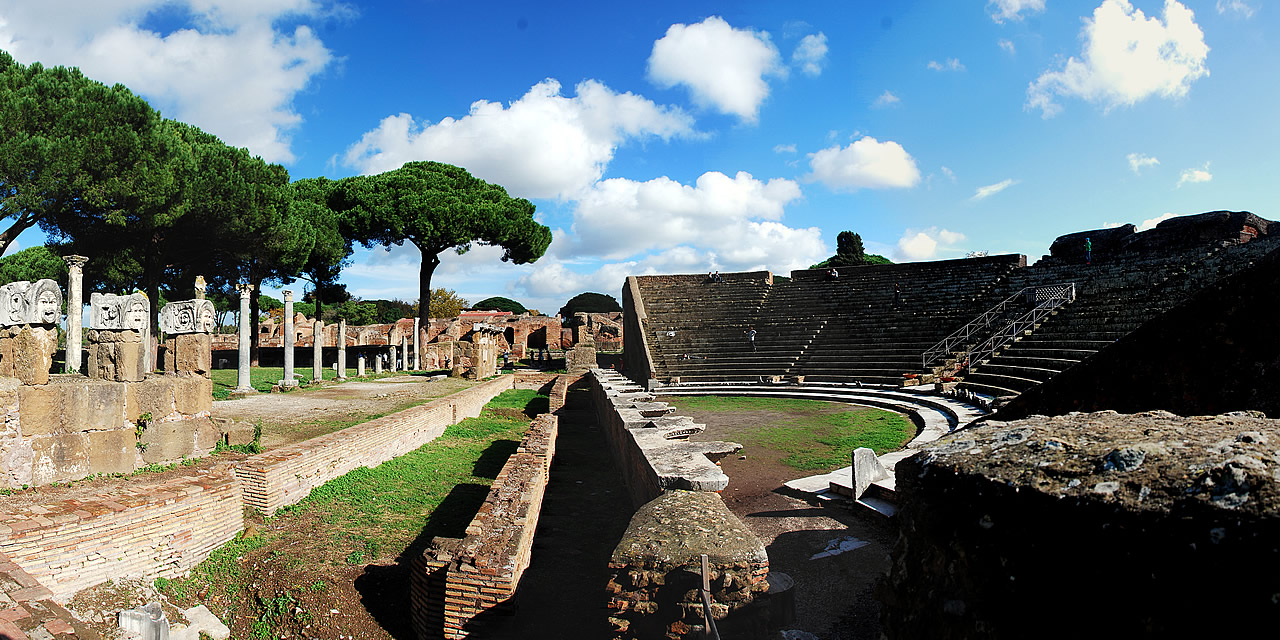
[668, 395, 916, 471]
[156, 388, 546, 629]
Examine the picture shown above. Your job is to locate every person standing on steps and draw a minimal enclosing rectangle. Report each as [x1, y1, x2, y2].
[746, 326, 757, 352]
[1085, 237, 1092, 265]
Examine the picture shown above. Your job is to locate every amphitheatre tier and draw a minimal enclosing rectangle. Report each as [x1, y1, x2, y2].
[625, 210, 1278, 406]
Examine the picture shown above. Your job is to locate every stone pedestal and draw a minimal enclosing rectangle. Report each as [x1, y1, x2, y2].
[357, 355, 366, 377]
[374, 354, 383, 374]
[280, 290, 297, 388]
[161, 333, 212, 375]
[86, 329, 144, 382]
[0, 326, 58, 385]
[63, 255, 87, 374]
[337, 319, 347, 380]
[388, 345, 397, 372]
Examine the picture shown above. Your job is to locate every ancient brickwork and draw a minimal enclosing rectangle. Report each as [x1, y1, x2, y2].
[588, 370, 740, 508]
[0, 461, 242, 601]
[411, 413, 558, 639]
[883, 411, 1280, 638]
[235, 376, 513, 515]
[0, 547, 89, 638]
[606, 491, 771, 640]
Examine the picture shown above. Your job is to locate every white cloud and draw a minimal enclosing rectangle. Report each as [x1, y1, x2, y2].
[1216, 1, 1255, 18]
[773, 143, 797, 154]
[807, 136, 922, 192]
[1127, 152, 1160, 173]
[988, 0, 1046, 24]
[342, 79, 694, 200]
[927, 58, 966, 72]
[896, 227, 966, 261]
[1136, 212, 1179, 230]
[941, 166, 957, 183]
[792, 32, 829, 76]
[872, 90, 901, 107]
[972, 178, 1018, 200]
[557, 171, 810, 263]
[1027, 0, 1209, 118]
[647, 16, 784, 122]
[998, 38, 1016, 55]
[0, 1, 339, 164]
[1176, 163, 1212, 187]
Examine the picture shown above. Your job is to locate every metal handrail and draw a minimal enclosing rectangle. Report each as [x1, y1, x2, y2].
[962, 283, 1075, 372]
[921, 286, 1041, 369]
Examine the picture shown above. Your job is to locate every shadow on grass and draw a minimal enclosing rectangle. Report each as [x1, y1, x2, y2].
[354, 481, 494, 640]
[523, 396, 550, 418]
[473, 440, 519, 479]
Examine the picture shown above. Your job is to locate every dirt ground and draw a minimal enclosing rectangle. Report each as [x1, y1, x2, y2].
[666, 400, 900, 640]
[211, 374, 475, 449]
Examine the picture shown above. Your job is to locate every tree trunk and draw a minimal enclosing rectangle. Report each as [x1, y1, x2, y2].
[418, 248, 440, 330]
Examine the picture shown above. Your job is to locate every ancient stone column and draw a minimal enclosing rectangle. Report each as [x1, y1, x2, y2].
[234, 283, 254, 393]
[412, 318, 420, 370]
[313, 320, 323, 382]
[337, 318, 347, 379]
[389, 345, 397, 372]
[280, 290, 297, 388]
[375, 352, 383, 374]
[62, 255, 87, 374]
[357, 354, 366, 377]
[401, 336, 409, 371]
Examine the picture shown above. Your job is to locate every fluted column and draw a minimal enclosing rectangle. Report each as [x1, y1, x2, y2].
[62, 255, 87, 374]
[234, 284, 255, 393]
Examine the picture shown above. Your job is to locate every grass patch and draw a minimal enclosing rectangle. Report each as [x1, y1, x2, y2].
[210, 366, 448, 400]
[669, 395, 916, 471]
[156, 388, 547, 631]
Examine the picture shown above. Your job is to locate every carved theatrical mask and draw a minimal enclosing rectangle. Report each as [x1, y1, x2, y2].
[89, 292, 124, 329]
[124, 294, 149, 331]
[0, 281, 30, 325]
[32, 280, 63, 324]
[0, 279, 62, 326]
[159, 299, 215, 334]
[196, 301, 216, 332]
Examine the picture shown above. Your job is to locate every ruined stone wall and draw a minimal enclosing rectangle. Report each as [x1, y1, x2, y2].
[606, 491, 771, 640]
[998, 243, 1280, 419]
[1, 374, 215, 488]
[621, 277, 657, 384]
[0, 461, 242, 601]
[411, 414, 558, 639]
[588, 370, 740, 508]
[236, 375, 513, 515]
[882, 411, 1280, 638]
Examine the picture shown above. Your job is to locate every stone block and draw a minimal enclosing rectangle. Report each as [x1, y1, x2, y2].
[86, 428, 135, 475]
[0, 334, 14, 377]
[219, 419, 256, 446]
[89, 340, 145, 382]
[162, 333, 211, 375]
[852, 447, 890, 500]
[173, 376, 212, 415]
[59, 379, 127, 434]
[13, 326, 56, 385]
[29, 433, 90, 485]
[128, 377, 175, 422]
[17, 384, 64, 435]
[139, 418, 196, 464]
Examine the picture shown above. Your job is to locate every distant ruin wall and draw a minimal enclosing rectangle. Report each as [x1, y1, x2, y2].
[588, 369, 740, 509]
[235, 375, 513, 515]
[621, 277, 656, 385]
[0, 461, 242, 601]
[411, 413, 558, 639]
[998, 244, 1280, 419]
[882, 411, 1280, 638]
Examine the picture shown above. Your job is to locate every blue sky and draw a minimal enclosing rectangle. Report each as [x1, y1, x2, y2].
[0, 1, 1274, 313]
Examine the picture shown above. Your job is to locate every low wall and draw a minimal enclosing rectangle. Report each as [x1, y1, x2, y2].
[0, 461, 243, 601]
[882, 410, 1280, 638]
[588, 369, 740, 508]
[236, 375, 512, 515]
[412, 413, 559, 639]
[1, 373, 216, 488]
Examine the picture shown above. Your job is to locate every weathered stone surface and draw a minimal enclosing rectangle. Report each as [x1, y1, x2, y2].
[89, 337, 145, 382]
[566, 344, 597, 374]
[0, 279, 62, 326]
[162, 333, 212, 375]
[89, 292, 148, 330]
[852, 446, 889, 499]
[158, 299, 216, 334]
[128, 377, 176, 422]
[11, 326, 56, 385]
[138, 418, 199, 464]
[29, 433, 90, 485]
[86, 428, 135, 475]
[173, 375, 212, 415]
[16, 383, 61, 435]
[882, 410, 1280, 638]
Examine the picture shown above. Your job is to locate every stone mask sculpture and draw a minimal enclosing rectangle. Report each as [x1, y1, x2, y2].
[0, 279, 63, 326]
[90, 292, 149, 330]
[159, 299, 216, 334]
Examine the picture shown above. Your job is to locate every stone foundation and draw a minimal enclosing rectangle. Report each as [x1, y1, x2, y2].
[882, 410, 1280, 638]
[412, 413, 558, 639]
[87, 329, 145, 382]
[161, 333, 212, 375]
[606, 490, 771, 639]
[0, 326, 57, 386]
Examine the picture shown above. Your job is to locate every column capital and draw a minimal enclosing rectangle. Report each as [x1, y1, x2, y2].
[282, 289, 293, 301]
[63, 255, 88, 270]
[237, 283, 255, 297]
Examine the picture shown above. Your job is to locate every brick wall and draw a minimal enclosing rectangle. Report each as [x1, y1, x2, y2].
[235, 375, 513, 515]
[411, 413, 559, 639]
[0, 462, 243, 601]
